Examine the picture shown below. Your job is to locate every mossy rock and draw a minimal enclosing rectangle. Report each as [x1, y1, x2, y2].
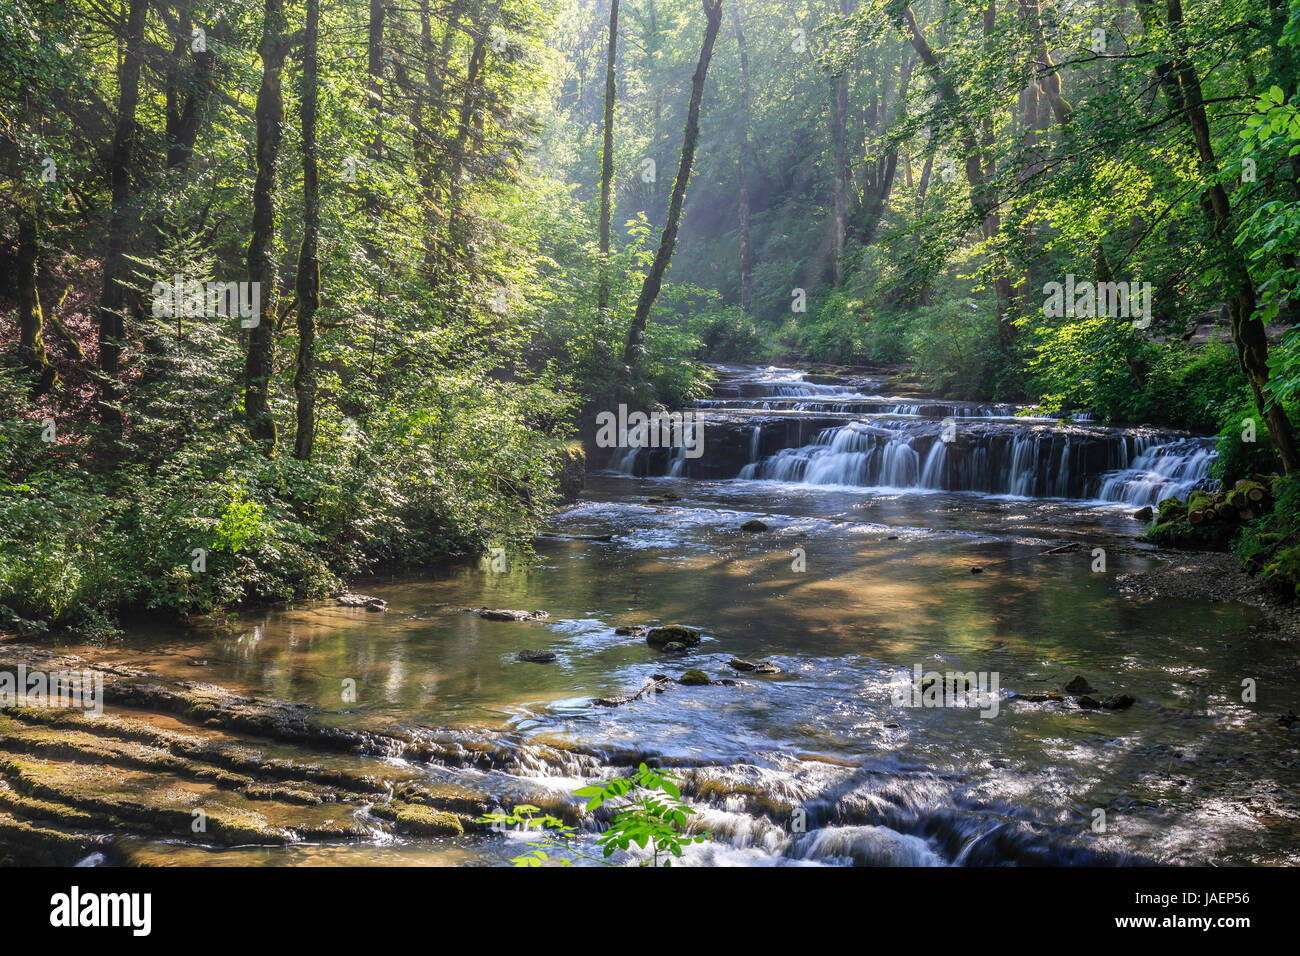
[679, 669, 710, 686]
[371, 801, 465, 836]
[646, 625, 701, 647]
[740, 519, 769, 533]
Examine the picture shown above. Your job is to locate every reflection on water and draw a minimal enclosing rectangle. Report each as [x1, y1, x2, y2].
[60, 474, 1300, 866]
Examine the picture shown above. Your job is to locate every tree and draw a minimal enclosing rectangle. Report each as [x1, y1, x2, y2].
[245, 0, 292, 451]
[597, 0, 620, 313]
[624, 0, 724, 365]
[294, 0, 321, 461]
[730, 0, 753, 311]
[96, 0, 149, 425]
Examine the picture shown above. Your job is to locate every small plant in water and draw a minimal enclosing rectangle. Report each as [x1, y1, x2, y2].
[477, 763, 710, 867]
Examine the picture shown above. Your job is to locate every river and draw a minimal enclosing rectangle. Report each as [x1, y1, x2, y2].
[26, 366, 1300, 866]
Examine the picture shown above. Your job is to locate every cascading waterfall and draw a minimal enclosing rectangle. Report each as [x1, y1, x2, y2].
[603, 367, 1217, 505]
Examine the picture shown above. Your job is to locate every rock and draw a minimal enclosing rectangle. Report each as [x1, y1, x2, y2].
[1133, 506, 1154, 523]
[615, 625, 647, 637]
[679, 669, 710, 686]
[516, 650, 556, 663]
[337, 593, 387, 611]
[740, 519, 769, 533]
[371, 802, 465, 836]
[1277, 710, 1298, 728]
[728, 657, 756, 672]
[645, 625, 701, 647]
[1077, 694, 1133, 710]
[476, 608, 550, 622]
[753, 662, 781, 675]
[1018, 692, 1065, 703]
[556, 443, 586, 502]
[662, 642, 687, 652]
[1064, 675, 1095, 694]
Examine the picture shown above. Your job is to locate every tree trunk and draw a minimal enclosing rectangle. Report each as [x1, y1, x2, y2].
[624, 0, 724, 365]
[892, 3, 1011, 344]
[294, 0, 321, 462]
[366, 0, 386, 227]
[830, 15, 850, 286]
[17, 209, 57, 395]
[96, 0, 148, 422]
[1154, 0, 1298, 472]
[245, 0, 290, 452]
[418, 0, 463, 282]
[731, 0, 753, 311]
[597, 0, 620, 312]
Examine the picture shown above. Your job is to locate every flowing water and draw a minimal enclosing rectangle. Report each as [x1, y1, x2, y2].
[59, 367, 1300, 865]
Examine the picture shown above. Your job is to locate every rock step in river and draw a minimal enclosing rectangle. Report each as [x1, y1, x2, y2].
[603, 365, 1216, 507]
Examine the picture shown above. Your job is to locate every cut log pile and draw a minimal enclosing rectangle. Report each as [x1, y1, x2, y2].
[1147, 475, 1279, 546]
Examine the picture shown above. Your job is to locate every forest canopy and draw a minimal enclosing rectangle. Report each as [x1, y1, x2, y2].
[3, 0, 1300, 633]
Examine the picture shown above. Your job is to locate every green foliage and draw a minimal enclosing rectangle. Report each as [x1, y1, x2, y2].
[1212, 401, 1284, 486]
[477, 763, 710, 867]
[1234, 474, 1300, 600]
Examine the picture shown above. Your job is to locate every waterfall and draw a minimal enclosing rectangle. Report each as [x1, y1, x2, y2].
[601, 366, 1218, 505]
[1097, 437, 1217, 506]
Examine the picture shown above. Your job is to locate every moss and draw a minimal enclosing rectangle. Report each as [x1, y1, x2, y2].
[0, 810, 106, 866]
[371, 801, 465, 836]
[646, 625, 701, 647]
[679, 669, 710, 686]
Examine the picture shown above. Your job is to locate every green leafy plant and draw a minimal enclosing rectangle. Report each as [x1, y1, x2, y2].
[477, 763, 711, 867]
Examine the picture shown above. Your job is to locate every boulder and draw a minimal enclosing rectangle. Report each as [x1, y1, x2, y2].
[337, 593, 387, 612]
[516, 650, 556, 663]
[476, 609, 550, 622]
[646, 625, 701, 647]
[740, 519, 769, 533]
[1064, 675, 1095, 694]
[679, 669, 710, 686]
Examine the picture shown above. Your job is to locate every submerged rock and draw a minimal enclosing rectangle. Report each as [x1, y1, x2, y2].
[662, 642, 687, 652]
[740, 519, 769, 533]
[1064, 675, 1095, 694]
[645, 625, 701, 647]
[753, 662, 781, 675]
[516, 650, 556, 663]
[476, 608, 550, 622]
[337, 593, 387, 612]
[679, 669, 710, 686]
[1133, 506, 1154, 523]
[1078, 694, 1136, 710]
[615, 625, 648, 637]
